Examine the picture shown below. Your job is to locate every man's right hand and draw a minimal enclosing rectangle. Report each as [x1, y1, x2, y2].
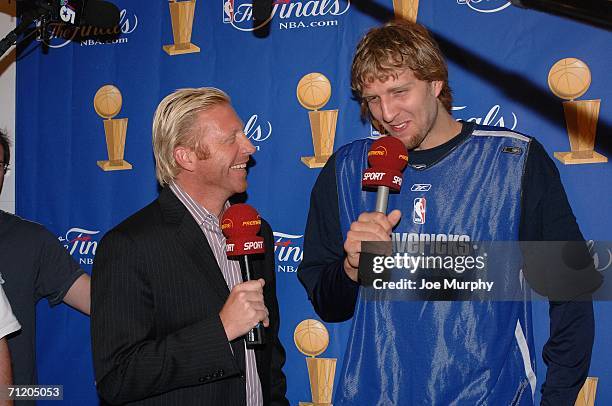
[220, 279, 269, 341]
[343, 210, 402, 282]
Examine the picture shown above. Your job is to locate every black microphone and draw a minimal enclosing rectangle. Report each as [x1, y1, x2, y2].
[253, 0, 273, 22]
[221, 204, 266, 347]
[81, 0, 120, 29]
[252, 0, 273, 37]
[58, 0, 120, 29]
[0, 0, 121, 57]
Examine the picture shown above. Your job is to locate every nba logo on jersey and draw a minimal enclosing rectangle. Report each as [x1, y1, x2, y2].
[413, 198, 426, 224]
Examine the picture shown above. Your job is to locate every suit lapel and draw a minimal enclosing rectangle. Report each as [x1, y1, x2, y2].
[159, 188, 230, 303]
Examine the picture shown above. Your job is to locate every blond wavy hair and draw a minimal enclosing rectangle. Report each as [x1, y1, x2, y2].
[351, 20, 453, 118]
[152, 87, 230, 186]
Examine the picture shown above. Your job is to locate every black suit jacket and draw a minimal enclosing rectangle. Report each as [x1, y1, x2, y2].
[91, 188, 288, 405]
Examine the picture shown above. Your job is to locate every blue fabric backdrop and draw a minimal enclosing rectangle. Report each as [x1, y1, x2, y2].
[15, 0, 612, 404]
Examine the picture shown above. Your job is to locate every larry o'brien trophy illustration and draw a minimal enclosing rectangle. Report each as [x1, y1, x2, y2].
[393, 0, 419, 22]
[163, 0, 200, 55]
[575, 377, 598, 406]
[295, 319, 336, 405]
[94, 85, 132, 171]
[548, 58, 607, 165]
[297, 73, 338, 169]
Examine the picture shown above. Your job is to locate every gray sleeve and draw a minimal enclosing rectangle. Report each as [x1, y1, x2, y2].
[34, 226, 85, 306]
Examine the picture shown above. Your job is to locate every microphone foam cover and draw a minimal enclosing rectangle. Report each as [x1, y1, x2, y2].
[221, 204, 265, 256]
[367, 136, 408, 171]
[362, 136, 408, 192]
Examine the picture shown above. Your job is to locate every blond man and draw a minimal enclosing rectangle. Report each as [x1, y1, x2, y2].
[92, 88, 288, 405]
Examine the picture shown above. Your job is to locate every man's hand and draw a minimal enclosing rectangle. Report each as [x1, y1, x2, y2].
[220, 279, 269, 341]
[343, 210, 402, 282]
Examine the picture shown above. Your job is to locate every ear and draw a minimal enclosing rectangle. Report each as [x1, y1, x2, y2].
[431, 81, 443, 98]
[173, 146, 196, 172]
[370, 115, 387, 135]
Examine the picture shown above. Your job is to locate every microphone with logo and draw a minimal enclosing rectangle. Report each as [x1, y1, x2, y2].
[362, 136, 409, 213]
[56, 0, 120, 29]
[221, 203, 266, 346]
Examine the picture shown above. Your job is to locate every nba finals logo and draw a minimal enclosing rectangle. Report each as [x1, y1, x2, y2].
[223, 0, 350, 32]
[93, 85, 132, 171]
[393, 0, 419, 22]
[58, 227, 100, 265]
[297, 73, 338, 169]
[548, 58, 607, 165]
[163, 0, 200, 55]
[457, 0, 511, 13]
[244, 114, 273, 150]
[294, 319, 336, 405]
[274, 231, 304, 273]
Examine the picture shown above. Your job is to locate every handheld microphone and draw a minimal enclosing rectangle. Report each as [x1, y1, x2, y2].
[57, 0, 120, 29]
[221, 204, 266, 346]
[362, 136, 408, 213]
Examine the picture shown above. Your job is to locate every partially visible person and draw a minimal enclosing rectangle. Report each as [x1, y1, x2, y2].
[0, 284, 20, 405]
[0, 130, 90, 398]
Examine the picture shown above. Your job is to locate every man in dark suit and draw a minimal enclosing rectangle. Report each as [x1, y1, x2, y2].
[91, 87, 288, 405]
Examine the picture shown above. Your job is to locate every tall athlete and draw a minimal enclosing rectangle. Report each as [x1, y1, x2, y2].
[298, 21, 600, 405]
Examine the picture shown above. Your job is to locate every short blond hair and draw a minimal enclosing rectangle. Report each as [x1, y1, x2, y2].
[152, 87, 230, 186]
[351, 20, 452, 116]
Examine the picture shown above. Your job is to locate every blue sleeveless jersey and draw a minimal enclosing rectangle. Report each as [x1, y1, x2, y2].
[334, 126, 536, 405]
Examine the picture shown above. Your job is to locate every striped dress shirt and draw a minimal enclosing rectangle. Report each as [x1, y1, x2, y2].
[170, 181, 263, 406]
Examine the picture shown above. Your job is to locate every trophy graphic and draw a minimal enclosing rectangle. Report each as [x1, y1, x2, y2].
[94, 85, 132, 171]
[163, 0, 200, 55]
[393, 0, 419, 22]
[294, 319, 336, 406]
[574, 377, 598, 406]
[297, 73, 338, 169]
[548, 58, 607, 165]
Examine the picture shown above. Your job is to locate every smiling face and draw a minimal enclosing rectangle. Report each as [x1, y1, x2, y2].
[362, 68, 443, 151]
[181, 103, 256, 205]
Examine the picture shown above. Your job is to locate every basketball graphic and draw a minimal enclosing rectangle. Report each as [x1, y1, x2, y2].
[93, 84, 132, 171]
[548, 57, 607, 165]
[294, 319, 329, 357]
[297, 72, 338, 169]
[548, 58, 591, 100]
[297, 73, 332, 111]
[94, 85, 123, 119]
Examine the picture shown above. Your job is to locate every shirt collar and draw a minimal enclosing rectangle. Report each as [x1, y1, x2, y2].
[168, 181, 230, 227]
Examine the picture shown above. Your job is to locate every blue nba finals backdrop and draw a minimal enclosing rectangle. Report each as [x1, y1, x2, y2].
[15, 0, 611, 404]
